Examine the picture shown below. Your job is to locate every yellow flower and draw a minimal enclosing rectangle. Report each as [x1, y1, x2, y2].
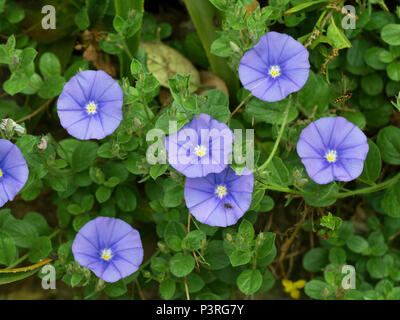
[282, 279, 306, 299]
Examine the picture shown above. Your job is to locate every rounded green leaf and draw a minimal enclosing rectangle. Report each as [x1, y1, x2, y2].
[237, 269, 262, 295]
[169, 253, 195, 277]
[377, 126, 400, 165]
[381, 24, 400, 46]
[39, 52, 61, 77]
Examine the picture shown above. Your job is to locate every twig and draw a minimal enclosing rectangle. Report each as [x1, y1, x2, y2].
[135, 279, 145, 300]
[257, 96, 292, 172]
[184, 276, 190, 300]
[226, 93, 252, 124]
[16, 98, 54, 123]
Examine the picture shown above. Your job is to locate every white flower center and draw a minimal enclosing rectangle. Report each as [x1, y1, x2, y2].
[85, 101, 98, 115]
[268, 65, 281, 78]
[325, 150, 337, 163]
[215, 185, 228, 199]
[194, 145, 207, 157]
[101, 248, 113, 261]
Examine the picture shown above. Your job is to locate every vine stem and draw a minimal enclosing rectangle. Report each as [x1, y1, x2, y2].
[335, 172, 400, 198]
[257, 96, 292, 173]
[16, 98, 54, 124]
[226, 93, 252, 124]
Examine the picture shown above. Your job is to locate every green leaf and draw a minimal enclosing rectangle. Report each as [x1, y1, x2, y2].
[377, 126, 400, 165]
[29, 236, 52, 262]
[244, 97, 298, 125]
[359, 140, 381, 183]
[263, 157, 290, 187]
[361, 73, 383, 96]
[201, 90, 230, 122]
[0, 232, 17, 266]
[256, 232, 275, 259]
[182, 230, 205, 251]
[186, 273, 205, 293]
[23, 212, 52, 236]
[305, 280, 334, 299]
[210, 35, 234, 58]
[381, 24, 400, 46]
[204, 240, 230, 270]
[297, 71, 332, 116]
[38, 75, 65, 98]
[367, 257, 389, 279]
[104, 280, 127, 297]
[71, 141, 98, 172]
[329, 247, 346, 265]
[3, 71, 29, 95]
[303, 248, 329, 272]
[150, 164, 168, 180]
[229, 250, 252, 267]
[96, 186, 112, 203]
[169, 253, 195, 277]
[387, 61, 400, 81]
[382, 182, 400, 218]
[327, 17, 351, 49]
[365, 47, 387, 70]
[115, 186, 137, 212]
[303, 181, 338, 207]
[2, 219, 38, 249]
[237, 269, 262, 295]
[159, 279, 175, 299]
[39, 52, 61, 77]
[284, 0, 330, 14]
[75, 8, 90, 30]
[346, 235, 369, 254]
[163, 180, 184, 208]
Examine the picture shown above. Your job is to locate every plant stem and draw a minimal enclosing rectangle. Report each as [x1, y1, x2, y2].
[226, 93, 252, 124]
[139, 249, 160, 272]
[183, 0, 238, 100]
[16, 98, 54, 123]
[114, 0, 144, 77]
[336, 172, 400, 198]
[257, 97, 292, 172]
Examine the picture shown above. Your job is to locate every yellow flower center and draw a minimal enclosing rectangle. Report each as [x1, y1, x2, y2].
[101, 249, 112, 261]
[194, 145, 207, 157]
[268, 65, 281, 78]
[325, 150, 337, 163]
[0, 169, 3, 178]
[216, 185, 227, 199]
[85, 101, 98, 115]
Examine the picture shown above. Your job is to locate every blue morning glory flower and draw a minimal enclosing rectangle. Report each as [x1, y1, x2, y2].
[0, 139, 29, 207]
[239, 31, 310, 102]
[297, 117, 369, 184]
[72, 217, 144, 283]
[57, 70, 123, 140]
[165, 113, 234, 178]
[184, 166, 254, 227]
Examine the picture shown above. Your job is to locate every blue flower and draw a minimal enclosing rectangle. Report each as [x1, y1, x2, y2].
[57, 70, 123, 140]
[239, 31, 310, 102]
[297, 117, 369, 184]
[165, 113, 234, 178]
[184, 166, 254, 227]
[72, 217, 144, 283]
[0, 139, 29, 207]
